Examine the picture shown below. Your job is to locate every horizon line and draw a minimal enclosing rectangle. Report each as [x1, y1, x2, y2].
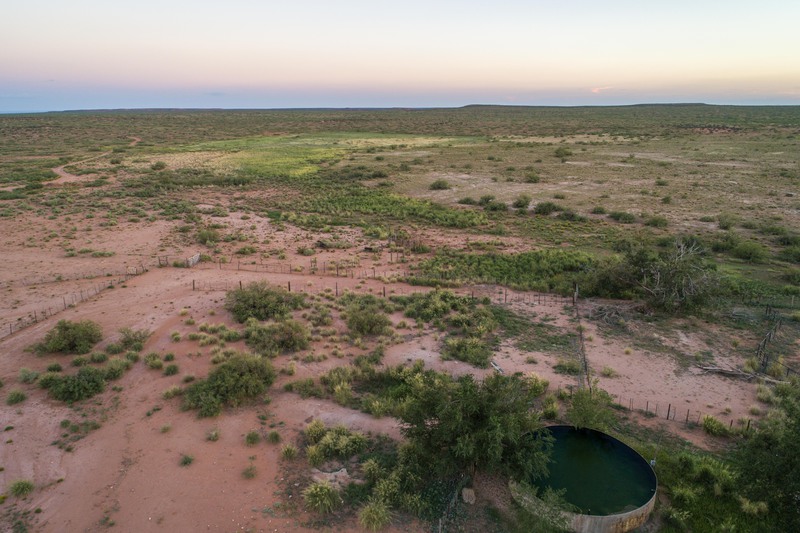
[4, 101, 800, 115]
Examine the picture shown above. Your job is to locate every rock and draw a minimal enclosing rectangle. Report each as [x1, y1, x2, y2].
[462, 487, 476, 505]
[310, 468, 351, 491]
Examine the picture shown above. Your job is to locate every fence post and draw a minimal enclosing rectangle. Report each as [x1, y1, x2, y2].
[192, 280, 195, 291]
[288, 281, 291, 292]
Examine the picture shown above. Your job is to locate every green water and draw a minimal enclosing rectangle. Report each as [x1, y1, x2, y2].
[534, 426, 657, 516]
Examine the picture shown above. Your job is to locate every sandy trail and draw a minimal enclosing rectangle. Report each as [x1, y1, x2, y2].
[48, 136, 140, 185]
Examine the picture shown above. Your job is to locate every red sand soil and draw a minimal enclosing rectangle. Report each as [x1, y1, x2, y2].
[0, 189, 769, 531]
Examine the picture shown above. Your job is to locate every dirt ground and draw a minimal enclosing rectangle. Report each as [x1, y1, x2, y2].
[0, 175, 770, 532]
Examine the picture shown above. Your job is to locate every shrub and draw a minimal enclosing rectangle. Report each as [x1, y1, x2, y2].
[162, 386, 183, 399]
[37, 320, 102, 354]
[118, 327, 150, 351]
[267, 431, 281, 444]
[18, 368, 39, 384]
[182, 355, 276, 417]
[281, 444, 298, 460]
[442, 337, 492, 368]
[6, 389, 27, 405]
[242, 465, 257, 479]
[49, 366, 106, 403]
[71, 356, 88, 367]
[225, 282, 305, 323]
[304, 419, 327, 444]
[590, 206, 607, 215]
[196, 228, 220, 246]
[46, 362, 63, 372]
[359, 499, 392, 531]
[702, 415, 729, 437]
[89, 352, 108, 364]
[533, 202, 562, 216]
[303, 481, 340, 514]
[37, 372, 62, 390]
[104, 343, 123, 355]
[104, 357, 131, 380]
[645, 216, 669, 228]
[554, 147, 572, 159]
[245, 430, 260, 446]
[429, 179, 450, 190]
[144, 353, 163, 370]
[244, 318, 310, 356]
[206, 428, 220, 441]
[9, 480, 34, 498]
[731, 241, 767, 262]
[163, 364, 179, 376]
[347, 306, 392, 337]
[554, 359, 581, 375]
[609, 211, 636, 223]
[180, 454, 194, 466]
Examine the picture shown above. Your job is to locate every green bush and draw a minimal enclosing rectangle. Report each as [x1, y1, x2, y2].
[359, 499, 392, 531]
[554, 358, 581, 375]
[9, 479, 34, 498]
[103, 357, 131, 380]
[18, 368, 39, 384]
[244, 318, 310, 356]
[225, 281, 305, 322]
[35, 370, 62, 389]
[609, 211, 636, 223]
[281, 444, 298, 459]
[533, 202, 563, 216]
[731, 241, 767, 262]
[182, 354, 275, 417]
[347, 306, 392, 337]
[702, 415, 729, 436]
[245, 430, 261, 446]
[116, 328, 149, 352]
[303, 481, 340, 514]
[48, 366, 106, 403]
[429, 179, 450, 190]
[144, 353, 163, 370]
[304, 419, 327, 444]
[89, 352, 108, 364]
[645, 215, 669, 228]
[512, 194, 532, 210]
[196, 228, 220, 245]
[442, 337, 492, 368]
[37, 319, 103, 354]
[163, 364, 179, 376]
[6, 389, 27, 405]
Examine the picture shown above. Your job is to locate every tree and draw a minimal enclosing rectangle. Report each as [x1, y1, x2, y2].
[399, 372, 552, 481]
[591, 239, 720, 313]
[735, 381, 800, 531]
[565, 384, 615, 431]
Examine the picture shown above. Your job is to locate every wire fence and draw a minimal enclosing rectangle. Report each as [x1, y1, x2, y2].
[1, 265, 148, 340]
[190, 276, 574, 308]
[614, 393, 755, 434]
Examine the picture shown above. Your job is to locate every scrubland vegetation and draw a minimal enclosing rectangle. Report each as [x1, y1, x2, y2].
[1, 105, 799, 532]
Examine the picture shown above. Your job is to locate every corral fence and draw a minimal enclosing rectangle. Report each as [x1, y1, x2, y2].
[1, 265, 148, 340]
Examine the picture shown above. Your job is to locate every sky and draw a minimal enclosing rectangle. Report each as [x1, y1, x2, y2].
[2, 0, 799, 112]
